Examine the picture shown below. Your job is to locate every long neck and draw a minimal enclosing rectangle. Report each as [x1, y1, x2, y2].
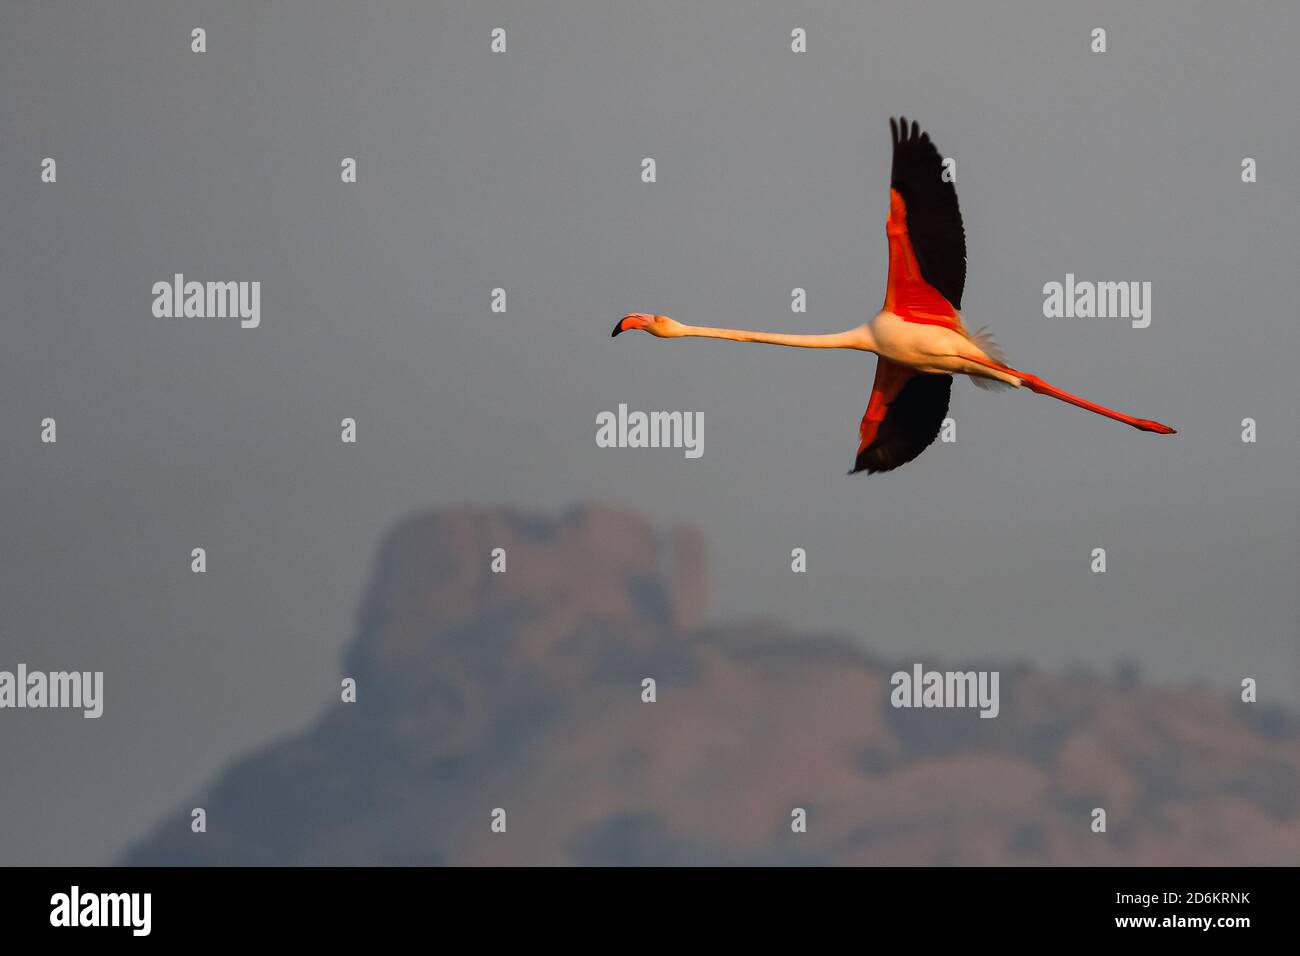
[678, 324, 875, 351]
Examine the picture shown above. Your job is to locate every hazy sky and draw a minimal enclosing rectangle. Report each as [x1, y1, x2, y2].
[2, 1, 1297, 864]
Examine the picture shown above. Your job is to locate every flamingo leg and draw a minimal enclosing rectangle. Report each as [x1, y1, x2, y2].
[962, 356, 1176, 435]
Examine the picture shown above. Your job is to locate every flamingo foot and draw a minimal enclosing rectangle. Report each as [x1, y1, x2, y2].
[1133, 419, 1177, 435]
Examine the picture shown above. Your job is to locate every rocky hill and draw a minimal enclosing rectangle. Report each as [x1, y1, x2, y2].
[124, 505, 1300, 865]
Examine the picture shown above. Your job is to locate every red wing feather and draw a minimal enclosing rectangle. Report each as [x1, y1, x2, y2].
[857, 359, 916, 456]
[886, 116, 967, 312]
[852, 360, 953, 475]
[884, 188, 961, 330]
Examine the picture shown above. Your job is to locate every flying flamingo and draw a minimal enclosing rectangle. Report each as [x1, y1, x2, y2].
[612, 117, 1176, 474]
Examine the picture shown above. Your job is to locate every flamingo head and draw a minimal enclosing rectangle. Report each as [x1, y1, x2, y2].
[612, 313, 684, 338]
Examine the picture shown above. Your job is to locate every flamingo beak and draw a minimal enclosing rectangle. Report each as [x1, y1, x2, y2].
[612, 313, 653, 337]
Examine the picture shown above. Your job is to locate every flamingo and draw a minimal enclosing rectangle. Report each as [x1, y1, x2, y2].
[612, 117, 1176, 474]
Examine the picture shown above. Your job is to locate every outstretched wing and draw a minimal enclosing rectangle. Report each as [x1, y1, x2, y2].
[851, 360, 952, 475]
[884, 117, 967, 322]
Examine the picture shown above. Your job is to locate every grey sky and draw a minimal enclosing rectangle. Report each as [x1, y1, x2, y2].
[1, 1, 1297, 864]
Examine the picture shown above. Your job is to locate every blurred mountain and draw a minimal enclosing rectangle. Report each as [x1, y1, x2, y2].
[124, 504, 1300, 865]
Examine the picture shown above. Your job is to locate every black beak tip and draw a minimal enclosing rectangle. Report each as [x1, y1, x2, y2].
[611, 319, 626, 337]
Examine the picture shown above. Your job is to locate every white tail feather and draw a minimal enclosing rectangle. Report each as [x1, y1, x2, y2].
[967, 325, 1015, 391]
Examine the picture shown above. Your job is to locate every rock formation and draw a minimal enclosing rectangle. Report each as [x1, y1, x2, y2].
[124, 504, 1300, 865]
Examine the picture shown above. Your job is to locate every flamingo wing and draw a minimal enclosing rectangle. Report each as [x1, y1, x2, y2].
[851, 359, 952, 475]
[884, 117, 967, 327]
